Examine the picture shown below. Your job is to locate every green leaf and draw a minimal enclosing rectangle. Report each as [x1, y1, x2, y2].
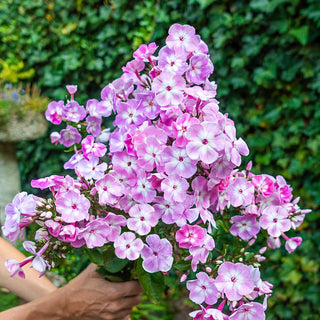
[102, 248, 129, 273]
[289, 26, 309, 45]
[85, 247, 104, 266]
[136, 259, 165, 303]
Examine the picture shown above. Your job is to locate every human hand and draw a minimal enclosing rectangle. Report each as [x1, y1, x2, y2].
[61, 263, 142, 320]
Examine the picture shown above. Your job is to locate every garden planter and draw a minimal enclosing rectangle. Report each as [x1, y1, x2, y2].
[0, 110, 47, 226]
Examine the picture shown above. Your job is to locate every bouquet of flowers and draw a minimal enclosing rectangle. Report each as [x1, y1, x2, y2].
[2, 24, 310, 319]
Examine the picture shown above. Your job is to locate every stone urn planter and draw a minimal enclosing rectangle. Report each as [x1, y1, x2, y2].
[0, 110, 48, 225]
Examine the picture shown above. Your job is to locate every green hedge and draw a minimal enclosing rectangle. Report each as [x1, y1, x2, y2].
[1, 0, 319, 318]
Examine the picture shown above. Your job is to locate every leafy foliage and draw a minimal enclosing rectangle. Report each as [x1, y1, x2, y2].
[1, 0, 319, 318]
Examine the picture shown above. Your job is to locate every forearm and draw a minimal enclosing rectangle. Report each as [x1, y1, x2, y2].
[0, 237, 57, 301]
[0, 286, 68, 320]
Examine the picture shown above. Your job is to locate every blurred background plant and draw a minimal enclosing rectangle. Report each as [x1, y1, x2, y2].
[0, 0, 319, 319]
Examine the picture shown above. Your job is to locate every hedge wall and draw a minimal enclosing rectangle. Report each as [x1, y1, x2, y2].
[1, 0, 319, 318]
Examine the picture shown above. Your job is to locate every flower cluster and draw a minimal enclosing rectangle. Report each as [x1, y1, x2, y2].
[2, 24, 310, 319]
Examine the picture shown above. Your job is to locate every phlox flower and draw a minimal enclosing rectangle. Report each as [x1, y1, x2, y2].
[86, 116, 102, 136]
[152, 71, 185, 106]
[153, 197, 184, 225]
[186, 54, 214, 85]
[5, 259, 27, 278]
[112, 151, 138, 175]
[162, 145, 197, 178]
[187, 271, 218, 305]
[78, 219, 109, 248]
[141, 234, 173, 273]
[62, 101, 86, 122]
[133, 42, 158, 61]
[58, 224, 79, 243]
[59, 125, 82, 147]
[215, 262, 255, 301]
[259, 205, 291, 237]
[114, 232, 144, 260]
[55, 190, 90, 223]
[127, 204, 159, 236]
[76, 154, 107, 180]
[175, 224, 206, 249]
[161, 174, 189, 203]
[226, 177, 254, 208]
[166, 23, 199, 54]
[81, 135, 107, 159]
[275, 175, 293, 202]
[189, 307, 227, 320]
[86, 98, 112, 118]
[132, 171, 156, 203]
[251, 175, 275, 197]
[192, 176, 211, 209]
[137, 92, 161, 119]
[267, 236, 281, 249]
[23, 241, 50, 277]
[50, 131, 60, 145]
[114, 100, 145, 128]
[100, 85, 115, 112]
[104, 213, 127, 241]
[186, 122, 224, 164]
[66, 84, 77, 95]
[45, 100, 64, 125]
[230, 215, 260, 241]
[95, 174, 123, 206]
[158, 46, 188, 75]
[136, 136, 165, 172]
[284, 236, 302, 253]
[229, 302, 265, 320]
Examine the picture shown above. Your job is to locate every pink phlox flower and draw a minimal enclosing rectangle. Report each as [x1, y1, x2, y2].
[59, 125, 82, 147]
[229, 302, 265, 320]
[86, 98, 112, 118]
[78, 219, 109, 248]
[31, 174, 65, 190]
[45, 100, 64, 125]
[274, 175, 293, 202]
[58, 224, 79, 243]
[162, 145, 197, 178]
[111, 75, 134, 100]
[199, 208, 217, 233]
[187, 271, 218, 305]
[192, 35, 209, 55]
[201, 101, 221, 122]
[50, 131, 60, 145]
[100, 85, 116, 112]
[137, 92, 161, 119]
[132, 171, 156, 203]
[133, 42, 158, 62]
[104, 213, 127, 241]
[209, 155, 235, 180]
[186, 122, 224, 164]
[86, 116, 102, 137]
[81, 135, 107, 159]
[187, 234, 215, 271]
[267, 236, 281, 249]
[152, 70, 185, 106]
[5, 192, 37, 218]
[141, 234, 173, 273]
[5, 259, 26, 278]
[62, 101, 86, 122]
[23, 241, 50, 276]
[112, 151, 138, 175]
[64, 152, 84, 170]
[95, 174, 123, 206]
[161, 174, 189, 203]
[189, 307, 227, 320]
[175, 224, 206, 249]
[230, 215, 260, 241]
[66, 84, 77, 95]
[285, 236, 302, 253]
[186, 54, 214, 85]
[259, 205, 291, 237]
[45, 220, 62, 237]
[244, 204, 259, 217]
[114, 232, 144, 260]
[122, 59, 145, 75]
[55, 189, 90, 223]
[109, 128, 126, 153]
[76, 154, 107, 180]
[96, 128, 111, 143]
[153, 197, 184, 225]
[251, 175, 275, 197]
[54, 175, 81, 196]
[114, 100, 145, 128]
[136, 136, 165, 172]
[127, 204, 159, 236]
[192, 176, 211, 209]
[226, 177, 254, 208]
[166, 23, 199, 54]
[158, 45, 188, 75]
[248, 266, 273, 299]
[215, 262, 255, 301]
